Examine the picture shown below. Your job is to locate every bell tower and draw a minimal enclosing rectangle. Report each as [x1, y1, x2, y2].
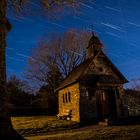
[86, 31, 103, 59]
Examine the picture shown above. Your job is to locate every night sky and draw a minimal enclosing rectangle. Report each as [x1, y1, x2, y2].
[6, 0, 140, 87]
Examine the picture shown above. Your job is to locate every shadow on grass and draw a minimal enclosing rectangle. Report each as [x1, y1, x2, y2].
[112, 115, 140, 126]
[78, 115, 140, 127]
[0, 128, 25, 140]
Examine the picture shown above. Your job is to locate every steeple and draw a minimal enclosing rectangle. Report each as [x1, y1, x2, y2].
[86, 32, 102, 59]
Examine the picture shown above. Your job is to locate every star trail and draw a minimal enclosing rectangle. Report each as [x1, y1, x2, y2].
[6, 0, 140, 87]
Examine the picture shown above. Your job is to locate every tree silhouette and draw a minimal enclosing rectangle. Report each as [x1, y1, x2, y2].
[26, 29, 90, 86]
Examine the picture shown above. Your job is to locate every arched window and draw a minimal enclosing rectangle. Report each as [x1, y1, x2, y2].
[68, 92, 71, 102]
[65, 93, 68, 103]
[63, 94, 65, 103]
[86, 91, 89, 97]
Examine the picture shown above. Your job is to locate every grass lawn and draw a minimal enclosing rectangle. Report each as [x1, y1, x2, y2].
[11, 116, 140, 140]
[11, 116, 78, 135]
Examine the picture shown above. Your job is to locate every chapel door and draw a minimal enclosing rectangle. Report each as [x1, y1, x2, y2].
[96, 90, 109, 119]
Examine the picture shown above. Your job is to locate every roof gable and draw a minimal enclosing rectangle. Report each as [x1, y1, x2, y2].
[56, 51, 128, 91]
[86, 51, 128, 83]
[55, 57, 93, 91]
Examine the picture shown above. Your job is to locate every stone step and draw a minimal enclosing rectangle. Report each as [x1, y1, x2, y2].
[98, 118, 114, 126]
[98, 121, 109, 126]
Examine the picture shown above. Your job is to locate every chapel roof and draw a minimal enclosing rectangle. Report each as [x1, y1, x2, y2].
[56, 34, 128, 91]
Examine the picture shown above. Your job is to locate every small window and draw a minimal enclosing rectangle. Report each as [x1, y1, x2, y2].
[65, 93, 68, 103]
[98, 67, 103, 72]
[63, 94, 65, 103]
[86, 91, 89, 97]
[68, 92, 71, 102]
[85, 89, 94, 100]
[102, 92, 106, 101]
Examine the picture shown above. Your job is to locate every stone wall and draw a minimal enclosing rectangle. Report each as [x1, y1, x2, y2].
[58, 84, 129, 122]
[79, 86, 98, 121]
[58, 83, 80, 122]
[79, 85, 129, 120]
[117, 86, 129, 118]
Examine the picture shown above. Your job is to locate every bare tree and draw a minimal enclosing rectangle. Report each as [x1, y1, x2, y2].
[26, 29, 90, 86]
[0, 0, 83, 139]
[129, 78, 140, 90]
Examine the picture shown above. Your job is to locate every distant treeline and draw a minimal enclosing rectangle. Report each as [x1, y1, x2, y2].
[7, 76, 140, 117]
[10, 108, 53, 116]
[124, 89, 140, 116]
[7, 76, 58, 116]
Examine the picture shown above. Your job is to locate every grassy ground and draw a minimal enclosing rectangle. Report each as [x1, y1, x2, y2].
[11, 116, 78, 135]
[11, 116, 140, 140]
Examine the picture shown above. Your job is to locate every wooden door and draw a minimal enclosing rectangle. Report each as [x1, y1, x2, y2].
[96, 90, 109, 119]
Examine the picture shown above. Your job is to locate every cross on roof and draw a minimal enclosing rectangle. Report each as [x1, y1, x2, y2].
[90, 25, 94, 36]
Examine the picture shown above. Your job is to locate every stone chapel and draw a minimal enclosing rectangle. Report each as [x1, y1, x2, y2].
[56, 33, 129, 122]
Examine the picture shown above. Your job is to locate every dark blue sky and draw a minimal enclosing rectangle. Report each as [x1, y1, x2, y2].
[6, 0, 140, 87]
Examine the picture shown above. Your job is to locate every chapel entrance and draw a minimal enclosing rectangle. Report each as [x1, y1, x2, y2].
[96, 89, 118, 119]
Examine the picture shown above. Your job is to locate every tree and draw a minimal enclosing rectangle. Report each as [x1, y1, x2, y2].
[129, 78, 140, 90]
[26, 29, 90, 86]
[125, 78, 140, 116]
[25, 29, 90, 115]
[7, 75, 32, 108]
[0, 1, 18, 139]
[125, 89, 140, 116]
[33, 65, 63, 114]
[0, 0, 83, 139]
